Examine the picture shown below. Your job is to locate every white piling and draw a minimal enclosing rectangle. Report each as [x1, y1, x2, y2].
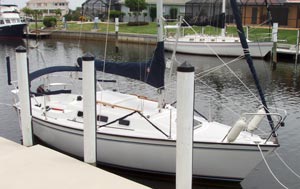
[295, 29, 300, 69]
[272, 23, 278, 64]
[15, 46, 33, 147]
[82, 53, 97, 166]
[176, 62, 194, 189]
[115, 17, 119, 52]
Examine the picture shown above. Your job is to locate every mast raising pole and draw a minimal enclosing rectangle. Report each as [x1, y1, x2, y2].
[157, 0, 165, 110]
[229, 0, 276, 136]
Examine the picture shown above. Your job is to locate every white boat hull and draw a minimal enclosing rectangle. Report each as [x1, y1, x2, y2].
[32, 117, 277, 181]
[164, 40, 273, 58]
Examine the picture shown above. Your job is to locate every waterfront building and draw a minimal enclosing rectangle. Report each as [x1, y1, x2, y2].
[26, 0, 69, 17]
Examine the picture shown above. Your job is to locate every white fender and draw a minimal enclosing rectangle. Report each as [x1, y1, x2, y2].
[227, 118, 247, 142]
[247, 108, 266, 132]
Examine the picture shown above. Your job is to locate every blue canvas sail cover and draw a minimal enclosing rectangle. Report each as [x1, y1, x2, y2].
[77, 41, 165, 89]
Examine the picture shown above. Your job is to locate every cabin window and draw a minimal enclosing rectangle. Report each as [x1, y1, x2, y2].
[189, 38, 194, 41]
[77, 111, 83, 117]
[119, 119, 130, 126]
[97, 115, 108, 122]
[5, 19, 10, 24]
[199, 38, 205, 42]
[211, 39, 215, 42]
[0, 20, 4, 25]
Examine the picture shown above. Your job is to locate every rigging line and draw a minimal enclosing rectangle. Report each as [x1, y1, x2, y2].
[194, 55, 245, 79]
[195, 79, 254, 114]
[137, 112, 169, 138]
[181, 18, 228, 63]
[0, 103, 14, 107]
[161, 54, 245, 91]
[274, 151, 300, 179]
[100, 0, 113, 111]
[207, 45, 269, 110]
[257, 144, 288, 189]
[194, 88, 243, 118]
[77, 9, 84, 60]
[98, 111, 137, 128]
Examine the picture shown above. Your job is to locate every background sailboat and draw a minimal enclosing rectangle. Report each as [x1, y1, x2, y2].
[164, 0, 273, 58]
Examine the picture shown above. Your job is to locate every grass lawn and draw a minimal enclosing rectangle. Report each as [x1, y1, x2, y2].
[29, 21, 299, 44]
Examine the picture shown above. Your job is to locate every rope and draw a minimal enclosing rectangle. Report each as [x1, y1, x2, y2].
[275, 151, 300, 179]
[0, 103, 14, 107]
[257, 144, 288, 189]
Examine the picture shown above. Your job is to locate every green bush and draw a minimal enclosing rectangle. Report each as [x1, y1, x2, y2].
[110, 10, 124, 20]
[43, 17, 57, 27]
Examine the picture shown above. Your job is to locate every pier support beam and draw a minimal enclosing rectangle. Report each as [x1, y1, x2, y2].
[82, 53, 97, 166]
[176, 62, 195, 189]
[15, 46, 33, 147]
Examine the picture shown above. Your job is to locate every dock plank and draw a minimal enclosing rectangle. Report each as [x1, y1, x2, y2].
[0, 137, 149, 189]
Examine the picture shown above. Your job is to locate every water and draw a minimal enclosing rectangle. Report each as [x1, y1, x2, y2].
[1, 38, 300, 189]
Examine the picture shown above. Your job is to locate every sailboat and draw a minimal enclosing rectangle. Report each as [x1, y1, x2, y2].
[8, 0, 286, 182]
[164, 0, 273, 58]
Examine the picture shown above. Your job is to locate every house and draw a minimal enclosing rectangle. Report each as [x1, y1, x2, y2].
[26, 0, 70, 17]
[119, 0, 187, 22]
[239, 0, 300, 28]
[82, 0, 187, 22]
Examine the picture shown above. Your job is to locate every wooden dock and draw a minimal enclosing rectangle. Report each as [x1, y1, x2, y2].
[277, 44, 300, 60]
[0, 137, 149, 189]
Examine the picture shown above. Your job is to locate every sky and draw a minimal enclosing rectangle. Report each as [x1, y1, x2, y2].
[2, 0, 85, 10]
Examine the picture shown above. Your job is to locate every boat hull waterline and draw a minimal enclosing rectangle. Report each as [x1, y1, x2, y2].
[0, 23, 26, 39]
[32, 117, 277, 182]
[164, 40, 273, 58]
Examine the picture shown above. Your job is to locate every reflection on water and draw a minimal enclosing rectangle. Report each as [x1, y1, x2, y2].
[0, 39, 300, 189]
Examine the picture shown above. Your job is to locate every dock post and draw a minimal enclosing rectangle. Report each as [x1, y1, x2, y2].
[272, 23, 278, 65]
[295, 29, 300, 70]
[82, 53, 97, 166]
[15, 46, 33, 147]
[176, 62, 194, 189]
[115, 17, 119, 53]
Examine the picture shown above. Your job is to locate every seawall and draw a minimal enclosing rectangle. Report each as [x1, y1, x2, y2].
[48, 30, 157, 45]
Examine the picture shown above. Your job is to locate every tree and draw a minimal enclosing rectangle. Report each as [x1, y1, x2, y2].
[128, 12, 132, 22]
[125, 0, 147, 22]
[149, 6, 156, 22]
[169, 7, 178, 19]
[143, 12, 147, 22]
[54, 9, 62, 17]
[109, 10, 125, 21]
[64, 8, 81, 21]
[22, 7, 33, 16]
